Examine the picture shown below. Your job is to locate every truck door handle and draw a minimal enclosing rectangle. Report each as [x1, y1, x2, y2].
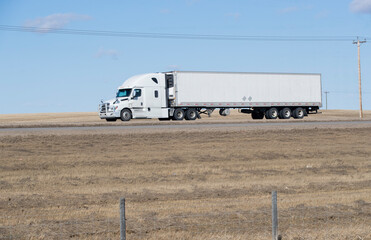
[141, 102, 143, 106]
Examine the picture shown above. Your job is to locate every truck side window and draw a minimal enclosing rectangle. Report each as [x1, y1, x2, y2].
[154, 90, 158, 98]
[134, 89, 141, 97]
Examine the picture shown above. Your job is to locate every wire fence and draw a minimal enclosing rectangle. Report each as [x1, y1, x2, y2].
[1, 192, 370, 240]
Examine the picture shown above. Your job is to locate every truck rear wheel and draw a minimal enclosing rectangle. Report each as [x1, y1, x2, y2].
[279, 108, 291, 119]
[266, 108, 279, 119]
[185, 108, 197, 120]
[251, 111, 264, 119]
[173, 108, 185, 120]
[120, 109, 132, 121]
[293, 107, 305, 119]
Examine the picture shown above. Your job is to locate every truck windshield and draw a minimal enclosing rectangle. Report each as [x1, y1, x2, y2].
[116, 89, 132, 98]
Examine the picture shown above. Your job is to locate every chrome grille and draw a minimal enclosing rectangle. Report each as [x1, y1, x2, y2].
[100, 103, 109, 113]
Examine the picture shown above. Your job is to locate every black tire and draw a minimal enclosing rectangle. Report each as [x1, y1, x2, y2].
[219, 108, 230, 116]
[106, 118, 117, 122]
[293, 107, 305, 119]
[185, 108, 197, 120]
[120, 109, 132, 121]
[279, 108, 292, 119]
[266, 108, 279, 119]
[173, 108, 185, 121]
[251, 111, 264, 120]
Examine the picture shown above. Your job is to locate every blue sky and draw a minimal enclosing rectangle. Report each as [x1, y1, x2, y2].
[0, 0, 370, 114]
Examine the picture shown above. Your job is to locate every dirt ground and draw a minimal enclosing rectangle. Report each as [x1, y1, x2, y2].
[0, 111, 371, 239]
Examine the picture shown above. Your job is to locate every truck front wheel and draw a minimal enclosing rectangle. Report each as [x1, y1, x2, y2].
[120, 109, 132, 121]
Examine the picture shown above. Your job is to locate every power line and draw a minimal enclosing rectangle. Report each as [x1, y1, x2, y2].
[0, 24, 367, 42]
[330, 91, 371, 94]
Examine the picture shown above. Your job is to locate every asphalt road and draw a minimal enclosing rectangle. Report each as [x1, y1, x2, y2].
[1, 120, 371, 136]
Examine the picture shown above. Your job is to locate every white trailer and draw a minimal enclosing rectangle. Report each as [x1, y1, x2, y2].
[99, 71, 322, 121]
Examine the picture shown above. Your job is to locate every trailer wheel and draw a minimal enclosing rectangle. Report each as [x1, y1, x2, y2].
[266, 108, 279, 119]
[120, 109, 132, 121]
[293, 107, 305, 119]
[251, 111, 264, 120]
[279, 108, 291, 119]
[185, 108, 197, 120]
[173, 108, 185, 120]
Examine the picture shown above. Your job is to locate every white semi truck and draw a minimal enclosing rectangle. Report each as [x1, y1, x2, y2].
[99, 71, 322, 121]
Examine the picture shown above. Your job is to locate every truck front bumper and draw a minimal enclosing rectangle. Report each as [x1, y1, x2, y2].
[99, 103, 120, 119]
[99, 112, 119, 119]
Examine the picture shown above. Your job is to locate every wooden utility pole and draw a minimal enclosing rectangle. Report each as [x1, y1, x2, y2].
[324, 91, 329, 110]
[353, 37, 366, 119]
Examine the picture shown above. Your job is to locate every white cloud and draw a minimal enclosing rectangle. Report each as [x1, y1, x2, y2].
[160, 9, 171, 14]
[226, 12, 241, 19]
[186, 0, 200, 6]
[314, 10, 330, 19]
[350, 0, 371, 13]
[278, 6, 299, 14]
[95, 48, 119, 60]
[24, 13, 91, 32]
[167, 65, 181, 70]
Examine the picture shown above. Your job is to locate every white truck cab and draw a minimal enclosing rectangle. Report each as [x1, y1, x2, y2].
[99, 73, 170, 121]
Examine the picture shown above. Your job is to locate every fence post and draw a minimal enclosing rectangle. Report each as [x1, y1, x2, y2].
[120, 198, 126, 240]
[272, 191, 278, 240]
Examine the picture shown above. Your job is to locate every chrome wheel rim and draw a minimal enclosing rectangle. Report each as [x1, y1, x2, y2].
[298, 110, 304, 117]
[272, 111, 278, 118]
[123, 112, 130, 119]
[176, 111, 183, 118]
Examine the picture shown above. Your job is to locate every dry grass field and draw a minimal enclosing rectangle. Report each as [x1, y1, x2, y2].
[0, 111, 371, 239]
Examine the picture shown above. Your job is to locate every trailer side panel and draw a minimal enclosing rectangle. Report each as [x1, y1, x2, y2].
[174, 71, 321, 108]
